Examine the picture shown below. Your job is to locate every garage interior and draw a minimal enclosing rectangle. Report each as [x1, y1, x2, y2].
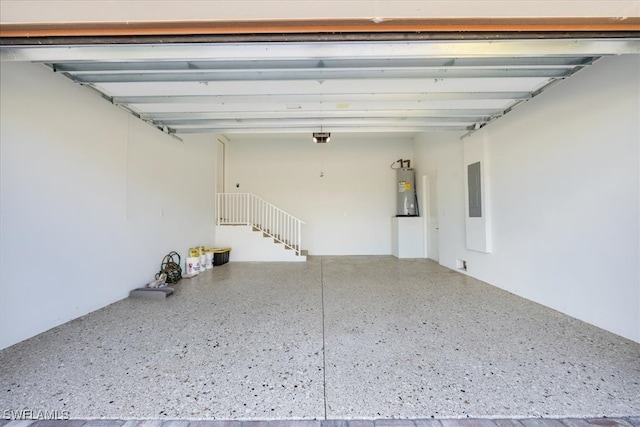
[1, 0, 639, 421]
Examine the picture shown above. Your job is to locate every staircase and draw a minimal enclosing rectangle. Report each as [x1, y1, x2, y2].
[215, 193, 307, 262]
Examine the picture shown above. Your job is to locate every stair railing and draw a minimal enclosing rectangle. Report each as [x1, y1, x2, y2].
[216, 193, 305, 255]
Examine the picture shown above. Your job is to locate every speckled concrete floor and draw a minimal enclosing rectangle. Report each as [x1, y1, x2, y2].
[1, 256, 639, 420]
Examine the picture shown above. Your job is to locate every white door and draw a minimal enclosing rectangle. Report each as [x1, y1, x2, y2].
[427, 173, 440, 262]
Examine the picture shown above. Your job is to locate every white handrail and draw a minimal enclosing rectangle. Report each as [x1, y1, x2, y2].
[216, 193, 305, 255]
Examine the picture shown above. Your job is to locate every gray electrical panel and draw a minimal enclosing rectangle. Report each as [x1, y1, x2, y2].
[468, 161, 482, 218]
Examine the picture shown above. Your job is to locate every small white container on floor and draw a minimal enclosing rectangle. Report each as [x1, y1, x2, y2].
[205, 251, 214, 269]
[185, 257, 200, 275]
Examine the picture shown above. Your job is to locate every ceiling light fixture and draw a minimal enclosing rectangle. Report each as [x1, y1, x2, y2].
[313, 131, 331, 143]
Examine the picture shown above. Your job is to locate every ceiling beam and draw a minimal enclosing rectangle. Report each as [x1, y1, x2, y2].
[156, 117, 483, 127]
[50, 57, 595, 73]
[3, 39, 638, 63]
[113, 92, 532, 105]
[138, 109, 501, 121]
[68, 68, 571, 83]
[173, 125, 475, 134]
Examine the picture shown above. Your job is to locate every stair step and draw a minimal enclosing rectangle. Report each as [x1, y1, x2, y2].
[248, 225, 305, 255]
[288, 248, 308, 256]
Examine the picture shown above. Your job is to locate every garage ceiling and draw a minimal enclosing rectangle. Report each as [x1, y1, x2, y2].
[2, 37, 639, 136]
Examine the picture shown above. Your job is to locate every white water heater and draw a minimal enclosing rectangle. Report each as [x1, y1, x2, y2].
[396, 166, 418, 216]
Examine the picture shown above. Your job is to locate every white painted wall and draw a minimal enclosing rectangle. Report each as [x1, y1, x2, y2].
[0, 62, 216, 349]
[1, 0, 637, 23]
[414, 55, 640, 343]
[224, 134, 414, 255]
